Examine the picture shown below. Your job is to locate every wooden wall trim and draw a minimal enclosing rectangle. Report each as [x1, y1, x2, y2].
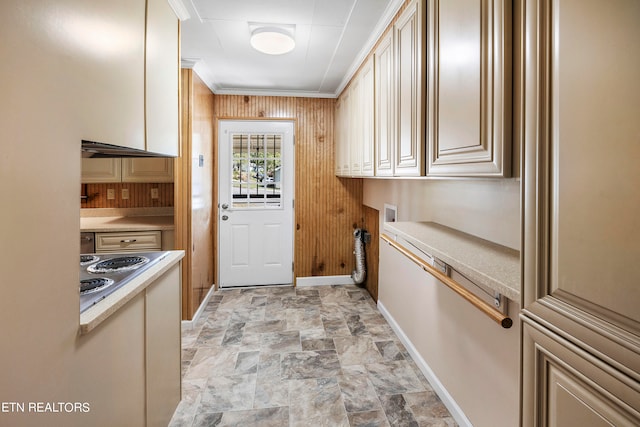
[176, 68, 193, 319]
[177, 68, 216, 320]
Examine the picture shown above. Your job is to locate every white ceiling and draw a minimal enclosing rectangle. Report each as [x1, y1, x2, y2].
[175, 0, 403, 98]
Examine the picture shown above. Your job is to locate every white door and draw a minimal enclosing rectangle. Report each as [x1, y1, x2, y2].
[218, 120, 294, 288]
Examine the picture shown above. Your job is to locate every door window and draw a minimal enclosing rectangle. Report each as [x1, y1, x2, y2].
[231, 133, 282, 209]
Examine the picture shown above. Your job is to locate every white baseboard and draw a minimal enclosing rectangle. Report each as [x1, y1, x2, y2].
[181, 284, 216, 330]
[296, 275, 355, 287]
[377, 300, 473, 427]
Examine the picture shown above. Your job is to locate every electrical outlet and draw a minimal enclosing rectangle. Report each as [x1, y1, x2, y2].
[121, 188, 129, 200]
[107, 189, 115, 200]
[151, 188, 159, 199]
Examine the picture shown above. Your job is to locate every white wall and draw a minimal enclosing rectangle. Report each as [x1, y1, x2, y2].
[367, 178, 521, 426]
[364, 178, 520, 250]
[379, 242, 520, 427]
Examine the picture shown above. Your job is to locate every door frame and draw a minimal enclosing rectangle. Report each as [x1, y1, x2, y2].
[216, 119, 295, 288]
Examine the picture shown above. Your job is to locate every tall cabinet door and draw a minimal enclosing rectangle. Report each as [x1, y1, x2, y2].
[76, 0, 146, 151]
[334, 96, 345, 176]
[393, 0, 424, 176]
[374, 31, 394, 177]
[360, 56, 375, 176]
[349, 74, 363, 176]
[521, 0, 640, 425]
[427, 0, 511, 177]
[146, 0, 179, 156]
[340, 89, 351, 175]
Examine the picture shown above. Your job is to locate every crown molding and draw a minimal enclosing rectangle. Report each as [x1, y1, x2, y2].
[167, 0, 191, 21]
[334, 0, 405, 97]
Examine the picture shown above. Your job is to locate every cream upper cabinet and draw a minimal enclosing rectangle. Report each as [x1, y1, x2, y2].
[427, 0, 512, 177]
[373, 0, 425, 177]
[78, 0, 179, 155]
[521, 0, 640, 425]
[394, 0, 424, 176]
[122, 158, 174, 183]
[82, 158, 173, 183]
[360, 56, 375, 177]
[349, 74, 363, 176]
[336, 90, 351, 176]
[374, 31, 395, 177]
[77, 0, 146, 151]
[81, 158, 123, 183]
[335, 96, 345, 176]
[336, 55, 375, 178]
[145, 0, 179, 156]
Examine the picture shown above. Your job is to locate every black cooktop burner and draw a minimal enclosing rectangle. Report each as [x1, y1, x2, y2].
[80, 255, 99, 266]
[87, 256, 150, 273]
[80, 277, 114, 295]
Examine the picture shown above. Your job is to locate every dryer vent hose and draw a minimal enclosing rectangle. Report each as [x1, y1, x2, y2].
[352, 228, 366, 285]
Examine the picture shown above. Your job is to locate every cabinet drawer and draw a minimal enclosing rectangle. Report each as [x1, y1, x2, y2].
[95, 231, 162, 253]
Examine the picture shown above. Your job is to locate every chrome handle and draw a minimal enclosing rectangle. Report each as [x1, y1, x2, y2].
[221, 215, 229, 221]
[221, 203, 229, 210]
[81, 236, 92, 241]
[120, 239, 137, 243]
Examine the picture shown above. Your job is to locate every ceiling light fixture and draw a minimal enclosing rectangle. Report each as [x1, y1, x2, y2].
[250, 25, 295, 55]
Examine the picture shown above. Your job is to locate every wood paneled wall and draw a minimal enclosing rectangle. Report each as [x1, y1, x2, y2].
[363, 205, 380, 301]
[81, 183, 173, 208]
[213, 95, 364, 280]
[176, 69, 215, 319]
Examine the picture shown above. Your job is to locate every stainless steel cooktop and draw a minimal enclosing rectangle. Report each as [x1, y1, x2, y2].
[79, 252, 169, 313]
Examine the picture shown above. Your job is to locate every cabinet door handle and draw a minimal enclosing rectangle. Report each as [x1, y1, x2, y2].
[120, 239, 137, 243]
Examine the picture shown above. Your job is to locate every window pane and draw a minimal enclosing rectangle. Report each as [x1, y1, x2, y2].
[231, 133, 282, 209]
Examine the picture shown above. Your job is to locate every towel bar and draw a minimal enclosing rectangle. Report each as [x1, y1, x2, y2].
[381, 233, 513, 329]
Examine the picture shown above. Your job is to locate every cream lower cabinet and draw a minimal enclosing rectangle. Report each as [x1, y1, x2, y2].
[75, 293, 147, 426]
[95, 231, 162, 253]
[145, 264, 181, 427]
[427, 0, 511, 177]
[75, 263, 181, 427]
[521, 0, 640, 425]
[81, 158, 173, 183]
[523, 321, 639, 426]
[94, 230, 173, 253]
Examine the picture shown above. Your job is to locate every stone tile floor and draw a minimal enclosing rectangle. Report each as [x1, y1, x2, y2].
[169, 285, 457, 427]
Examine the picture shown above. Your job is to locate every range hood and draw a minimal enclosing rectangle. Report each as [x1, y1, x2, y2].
[81, 140, 174, 158]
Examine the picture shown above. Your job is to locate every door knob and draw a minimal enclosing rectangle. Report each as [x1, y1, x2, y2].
[222, 215, 229, 221]
[221, 203, 229, 210]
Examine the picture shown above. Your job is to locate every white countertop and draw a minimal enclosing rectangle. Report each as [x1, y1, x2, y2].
[80, 215, 174, 232]
[79, 250, 184, 334]
[383, 221, 520, 301]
